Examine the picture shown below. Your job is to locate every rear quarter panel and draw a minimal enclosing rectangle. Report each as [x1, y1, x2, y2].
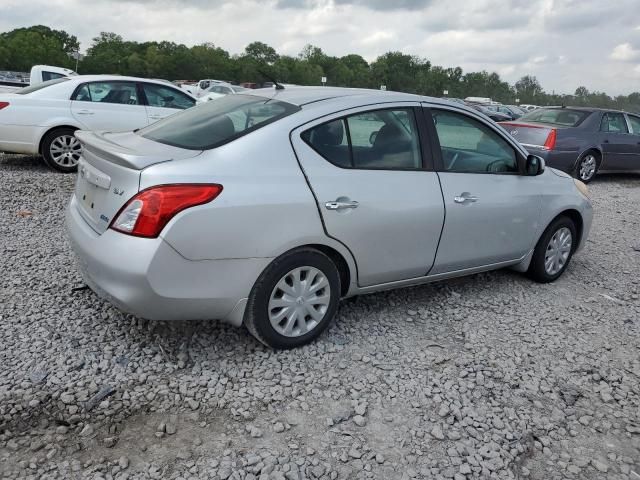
[140, 121, 357, 282]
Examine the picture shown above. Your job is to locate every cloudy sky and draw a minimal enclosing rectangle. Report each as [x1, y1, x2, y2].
[3, 0, 640, 94]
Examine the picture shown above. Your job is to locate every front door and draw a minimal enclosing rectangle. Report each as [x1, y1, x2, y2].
[70, 81, 148, 132]
[427, 107, 543, 274]
[291, 105, 445, 287]
[600, 111, 637, 170]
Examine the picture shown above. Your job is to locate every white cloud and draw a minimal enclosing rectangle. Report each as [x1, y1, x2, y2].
[610, 43, 640, 62]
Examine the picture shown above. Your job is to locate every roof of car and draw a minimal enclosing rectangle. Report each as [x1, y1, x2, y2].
[65, 75, 177, 85]
[247, 86, 462, 108]
[536, 106, 624, 113]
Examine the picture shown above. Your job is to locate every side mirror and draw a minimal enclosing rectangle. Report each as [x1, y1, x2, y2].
[525, 154, 545, 176]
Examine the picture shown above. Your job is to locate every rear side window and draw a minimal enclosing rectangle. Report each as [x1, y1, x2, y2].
[600, 112, 629, 133]
[302, 108, 422, 170]
[139, 94, 300, 150]
[16, 77, 69, 95]
[521, 108, 590, 127]
[73, 82, 140, 105]
[142, 83, 195, 109]
[432, 110, 518, 174]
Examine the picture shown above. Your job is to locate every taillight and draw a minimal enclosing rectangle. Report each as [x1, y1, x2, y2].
[0, 102, 10, 110]
[110, 184, 223, 238]
[543, 129, 557, 150]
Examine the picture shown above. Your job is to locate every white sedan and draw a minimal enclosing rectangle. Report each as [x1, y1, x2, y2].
[0, 75, 196, 172]
[196, 82, 251, 104]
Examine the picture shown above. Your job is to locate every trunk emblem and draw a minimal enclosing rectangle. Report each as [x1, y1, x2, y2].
[510, 129, 518, 135]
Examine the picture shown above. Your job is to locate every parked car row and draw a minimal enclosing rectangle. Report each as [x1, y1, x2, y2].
[63, 86, 593, 348]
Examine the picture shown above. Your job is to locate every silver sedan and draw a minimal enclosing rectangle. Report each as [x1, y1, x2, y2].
[66, 87, 593, 349]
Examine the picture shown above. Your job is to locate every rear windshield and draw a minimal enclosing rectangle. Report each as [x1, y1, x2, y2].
[16, 77, 70, 94]
[139, 94, 300, 150]
[519, 108, 590, 127]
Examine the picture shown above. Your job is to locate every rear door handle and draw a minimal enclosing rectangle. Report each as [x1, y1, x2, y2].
[454, 193, 478, 204]
[76, 109, 94, 115]
[325, 200, 359, 210]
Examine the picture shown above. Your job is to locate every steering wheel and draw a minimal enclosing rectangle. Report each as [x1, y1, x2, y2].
[486, 159, 507, 172]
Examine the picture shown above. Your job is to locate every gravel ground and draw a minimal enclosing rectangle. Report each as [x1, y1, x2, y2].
[1, 153, 639, 480]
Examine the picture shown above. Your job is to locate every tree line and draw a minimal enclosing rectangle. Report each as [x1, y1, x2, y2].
[2, 25, 639, 112]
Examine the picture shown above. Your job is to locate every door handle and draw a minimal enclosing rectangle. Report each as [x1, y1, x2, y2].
[603, 139, 609, 143]
[325, 200, 359, 210]
[454, 193, 478, 204]
[76, 109, 94, 115]
[148, 114, 164, 120]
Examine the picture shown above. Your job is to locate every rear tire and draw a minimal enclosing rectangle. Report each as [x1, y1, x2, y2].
[244, 248, 341, 349]
[574, 151, 599, 183]
[41, 128, 81, 173]
[528, 216, 577, 283]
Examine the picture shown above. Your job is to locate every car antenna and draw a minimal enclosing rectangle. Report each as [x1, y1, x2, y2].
[258, 70, 285, 90]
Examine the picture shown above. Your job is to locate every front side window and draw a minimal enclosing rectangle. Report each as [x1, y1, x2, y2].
[142, 83, 195, 109]
[432, 110, 518, 174]
[627, 115, 640, 135]
[600, 112, 629, 133]
[74, 82, 140, 105]
[139, 94, 300, 150]
[303, 108, 422, 170]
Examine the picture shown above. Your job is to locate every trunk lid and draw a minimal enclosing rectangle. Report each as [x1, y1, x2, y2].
[73, 130, 202, 234]
[499, 121, 557, 149]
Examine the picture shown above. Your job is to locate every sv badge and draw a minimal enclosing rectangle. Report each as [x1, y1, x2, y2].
[113, 187, 125, 196]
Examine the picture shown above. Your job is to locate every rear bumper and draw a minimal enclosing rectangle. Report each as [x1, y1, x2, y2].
[65, 195, 271, 326]
[0, 125, 43, 155]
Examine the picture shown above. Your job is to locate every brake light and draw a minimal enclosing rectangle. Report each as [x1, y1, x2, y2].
[110, 184, 223, 238]
[543, 129, 557, 150]
[0, 102, 9, 110]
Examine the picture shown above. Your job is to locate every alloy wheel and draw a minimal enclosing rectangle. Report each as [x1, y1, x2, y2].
[50, 135, 81, 167]
[579, 154, 597, 181]
[268, 266, 331, 337]
[544, 227, 573, 276]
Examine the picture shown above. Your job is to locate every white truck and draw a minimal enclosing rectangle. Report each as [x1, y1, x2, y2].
[0, 65, 77, 94]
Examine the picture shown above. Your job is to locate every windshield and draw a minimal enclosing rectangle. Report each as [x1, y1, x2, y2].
[520, 108, 591, 127]
[16, 77, 70, 94]
[139, 94, 300, 150]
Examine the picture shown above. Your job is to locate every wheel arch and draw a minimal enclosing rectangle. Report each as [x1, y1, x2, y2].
[573, 147, 602, 172]
[38, 125, 81, 154]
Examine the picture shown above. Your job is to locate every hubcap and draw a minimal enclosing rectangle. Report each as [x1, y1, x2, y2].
[579, 155, 596, 181]
[268, 266, 331, 337]
[544, 227, 572, 276]
[50, 135, 81, 167]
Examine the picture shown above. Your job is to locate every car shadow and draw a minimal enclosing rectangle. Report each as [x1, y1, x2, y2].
[0, 154, 51, 173]
[592, 172, 640, 184]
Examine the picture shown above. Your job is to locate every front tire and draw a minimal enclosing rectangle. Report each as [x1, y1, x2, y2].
[575, 151, 599, 183]
[244, 248, 341, 349]
[528, 216, 577, 283]
[41, 128, 81, 173]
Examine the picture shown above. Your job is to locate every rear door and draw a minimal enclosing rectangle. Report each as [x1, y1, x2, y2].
[427, 106, 543, 273]
[600, 111, 636, 170]
[623, 113, 640, 170]
[140, 82, 196, 124]
[70, 81, 148, 131]
[291, 104, 445, 287]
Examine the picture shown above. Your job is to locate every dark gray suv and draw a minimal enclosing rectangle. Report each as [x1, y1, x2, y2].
[500, 107, 640, 182]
